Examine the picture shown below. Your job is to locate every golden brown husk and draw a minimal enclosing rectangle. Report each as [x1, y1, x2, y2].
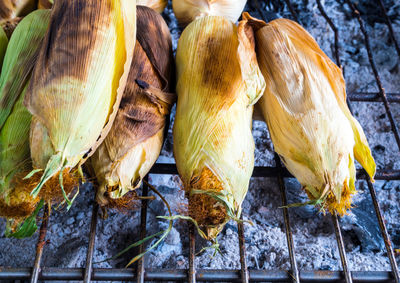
[0, 17, 21, 38]
[0, 0, 35, 22]
[136, 0, 167, 13]
[172, 0, 247, 27]
[91, 6, 175, 207]
[243, 13, 375, 216]
[37, 0, 53, 9]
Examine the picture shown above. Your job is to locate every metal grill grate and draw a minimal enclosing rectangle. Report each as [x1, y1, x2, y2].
[1, 0, 400, 282]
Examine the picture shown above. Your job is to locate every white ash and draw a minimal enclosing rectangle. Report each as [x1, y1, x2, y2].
[1, 0, 400, 276]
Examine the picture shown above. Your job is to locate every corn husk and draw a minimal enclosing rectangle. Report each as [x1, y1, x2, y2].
[243, 13, 376, 216]
[1, 17, 22, 39]
[173, 15, 265, 240]
[172, 0, 246, 26]
[91, 5, 175, 207]
[0, 10, 50, 233]
[0, 26, 8, 69]
[37, 0, 53, 9]
[23, 0, 137, 206]
[136, 0, 167, 13]
[0, 0, 35, 22]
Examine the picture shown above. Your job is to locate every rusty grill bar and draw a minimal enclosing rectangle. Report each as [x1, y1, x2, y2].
[1, 0, 399, 282]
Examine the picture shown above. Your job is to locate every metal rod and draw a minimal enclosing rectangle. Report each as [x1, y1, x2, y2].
[274, 154, 299, 283]
[315, 0, 341, 68]
[83, 203, 99, 283]
[4, 268, 396, 282]
[136, 177, 149, 283]
[378, 0, 400, 58]
[349, 92, 400, 103]
[366, 180, 400, 282]
[238, 220, 249, 283]
[282, 0, 299, 22]
[331, 214, 353, 283]
[148, 164, 400, 180]
[30, 205, 49, 283]
[188, 224, 196, 283]
[345, 0, 400, 151]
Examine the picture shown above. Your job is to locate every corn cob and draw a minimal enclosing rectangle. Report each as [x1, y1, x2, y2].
[23, 0, 137, 207]
[172, 0, 247, 26]
[137, 0, 167, 13]
[91, 5, 175, 207]
[0, 10, 50, 234]
[173, 16, 265, 240]
[243, 13, 376, 216]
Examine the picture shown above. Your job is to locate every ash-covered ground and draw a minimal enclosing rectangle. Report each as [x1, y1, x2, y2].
[1, 0, 399, 278]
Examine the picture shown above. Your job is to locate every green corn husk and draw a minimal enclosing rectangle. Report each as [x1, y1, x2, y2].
[0, 10, 50, 235]
[23, 0, 137, 207]
[91, 6, 175, 207]
[173, 15, 265, 240]
[243, 13, 376, 216]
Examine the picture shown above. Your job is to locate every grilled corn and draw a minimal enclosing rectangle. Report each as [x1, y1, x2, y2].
[243, 13, 375, 215]
[173, 15, 265, 239]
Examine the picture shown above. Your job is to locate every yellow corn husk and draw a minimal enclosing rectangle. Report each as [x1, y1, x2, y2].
[91, 6, 175, 207]
[243, 13, 376, 216]
[173, 15, 265, 240]
[172, 0, 247, 26]
[0, 0, 35, 22]
[37, 0, 53, 9]
[137, 0, 167, 13]
[23, 0, 137, 205]
[0, 10, 50, 230]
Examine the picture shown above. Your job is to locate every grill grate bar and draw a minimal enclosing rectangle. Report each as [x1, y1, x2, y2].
[315, 3, 352, 282]
[315, 0, 341, 68]
[350, 92, 400, 102]
[366, 179, 400, 282]
[30, 205, 49, 283]
[137, 178, 149, 283]
[378, 0, 400, 58]
[2, 3, 399, 282]
[238, 219, 249, 283]
[2, 268, 397, 282]
[188, 224, 196, 283]
[282, 0, 299, 23]
[331, 214, 353, 283]
[149, 164, 400, 180]
[83, 202, 99, 283]
[274, 154, 300, 283]
[345, 0, 400, 151]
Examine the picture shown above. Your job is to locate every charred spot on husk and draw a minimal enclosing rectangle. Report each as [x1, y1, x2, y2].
[34, 0, 112, 85]
[1, 17, 21, 38]
[136, 6, 174, 91]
